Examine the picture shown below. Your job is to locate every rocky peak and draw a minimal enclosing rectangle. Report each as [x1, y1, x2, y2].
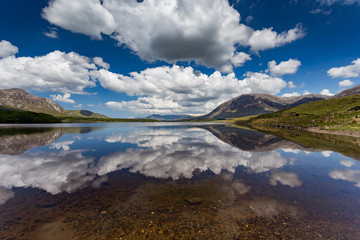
[199, 93, 329, 120]
[0, 88, 66, 114]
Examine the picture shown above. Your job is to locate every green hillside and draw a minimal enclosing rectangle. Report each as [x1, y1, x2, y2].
[249, 94, 360, 132]
[0, 110, 60, 123]
[66, 110, 109, 119]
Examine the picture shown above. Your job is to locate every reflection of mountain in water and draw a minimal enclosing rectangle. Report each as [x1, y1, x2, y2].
[201, 125, 310, 152]
[0, 126, 292, 198]
[0, 127, 103, 155]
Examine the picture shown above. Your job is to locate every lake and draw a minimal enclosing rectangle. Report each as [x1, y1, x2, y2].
[0, 122, 360, 239]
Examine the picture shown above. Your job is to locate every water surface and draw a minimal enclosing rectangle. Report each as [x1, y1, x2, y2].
[0, 123, 360, 239]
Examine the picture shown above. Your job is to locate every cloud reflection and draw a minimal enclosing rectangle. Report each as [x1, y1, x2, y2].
[329, 169, 360, 188]
[231, 179, 252, 195]
[0, 150, 97, 195]
[270, 171, 302, 188]
[100, 128, 288, 179]
[321, 151, 333, 157]
[340, 160, 355, 168]
[50, 140, 75, 151]
[0, 126, 290, 204]
[0, 187, 14, 205]
[249, 197, 299, 218]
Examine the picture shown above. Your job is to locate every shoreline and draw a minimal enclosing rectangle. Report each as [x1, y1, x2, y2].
[234, 120, 360, 139]
[244, 121, 360, 139]
[306, 127, 360, 138]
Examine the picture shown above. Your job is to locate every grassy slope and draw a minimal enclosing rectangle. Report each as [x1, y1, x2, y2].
[1, 105, 158, 123]
[0, 110, 60, 123]
[1, 103, 109, 119]
[249, 94, 360, 131]
[66, 110, 109, 119]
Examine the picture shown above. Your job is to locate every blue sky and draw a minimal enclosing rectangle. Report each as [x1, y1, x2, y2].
[0, 0, 360, 118]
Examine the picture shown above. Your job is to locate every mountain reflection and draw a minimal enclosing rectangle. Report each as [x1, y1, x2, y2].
[0, 124, 300, 199]
[0, 126, 103, 154]
[201, 125, 309, 152]
[0, 123, 358, 202]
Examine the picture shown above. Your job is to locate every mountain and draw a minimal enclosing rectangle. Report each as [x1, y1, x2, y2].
[0, 88, 66, 115]
[0, 88, 108, 118]
[146, 114, 192, 121]
[334, 84, 360, 98]
[197, 93, 329, 120]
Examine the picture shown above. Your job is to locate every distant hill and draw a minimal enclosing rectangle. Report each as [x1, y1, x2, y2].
[195, 93, 329, 120]
[67, 109, 109, 119]
[0, 88, 108, 118]
[146, 114, 192, 121]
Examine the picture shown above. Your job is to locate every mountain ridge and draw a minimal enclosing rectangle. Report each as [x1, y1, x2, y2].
[0, 88, 108, 119]
[196, 93, 330, 120]
[334, 84, 360, 98]
[146, 114, 192, 121]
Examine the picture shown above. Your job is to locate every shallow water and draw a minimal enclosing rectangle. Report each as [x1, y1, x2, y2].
[0, 122, 360, 239]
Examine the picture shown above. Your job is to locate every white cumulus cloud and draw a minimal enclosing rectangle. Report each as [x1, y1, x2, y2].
[51, 93, 76, 104]
[0, 43, 109, 94]
[320, 89, 334, 96]
[42, 0, 305, 71]
[338, 79, 355, 87]
[42, 0, 116, 40]
[97, 65, 287, 114]
[288, 81, 296, 88]
[230, 52, 252, 68]
[241, 72, 288, 94]
[281, 92, 301, 97]
[0, 40, 289, 115]
[267, 59, 302, 76]
[93, 57, 110, 70]
[327, 58, 360, 78]
[44, 27, 59, 39]
[0, 40, 19, 58]
[248, 24, 305, 52]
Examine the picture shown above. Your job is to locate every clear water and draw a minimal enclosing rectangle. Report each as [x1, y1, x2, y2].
[0, 123, 360, 239]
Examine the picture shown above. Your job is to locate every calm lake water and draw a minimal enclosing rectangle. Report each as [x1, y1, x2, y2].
[1, 122, 360, 239]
